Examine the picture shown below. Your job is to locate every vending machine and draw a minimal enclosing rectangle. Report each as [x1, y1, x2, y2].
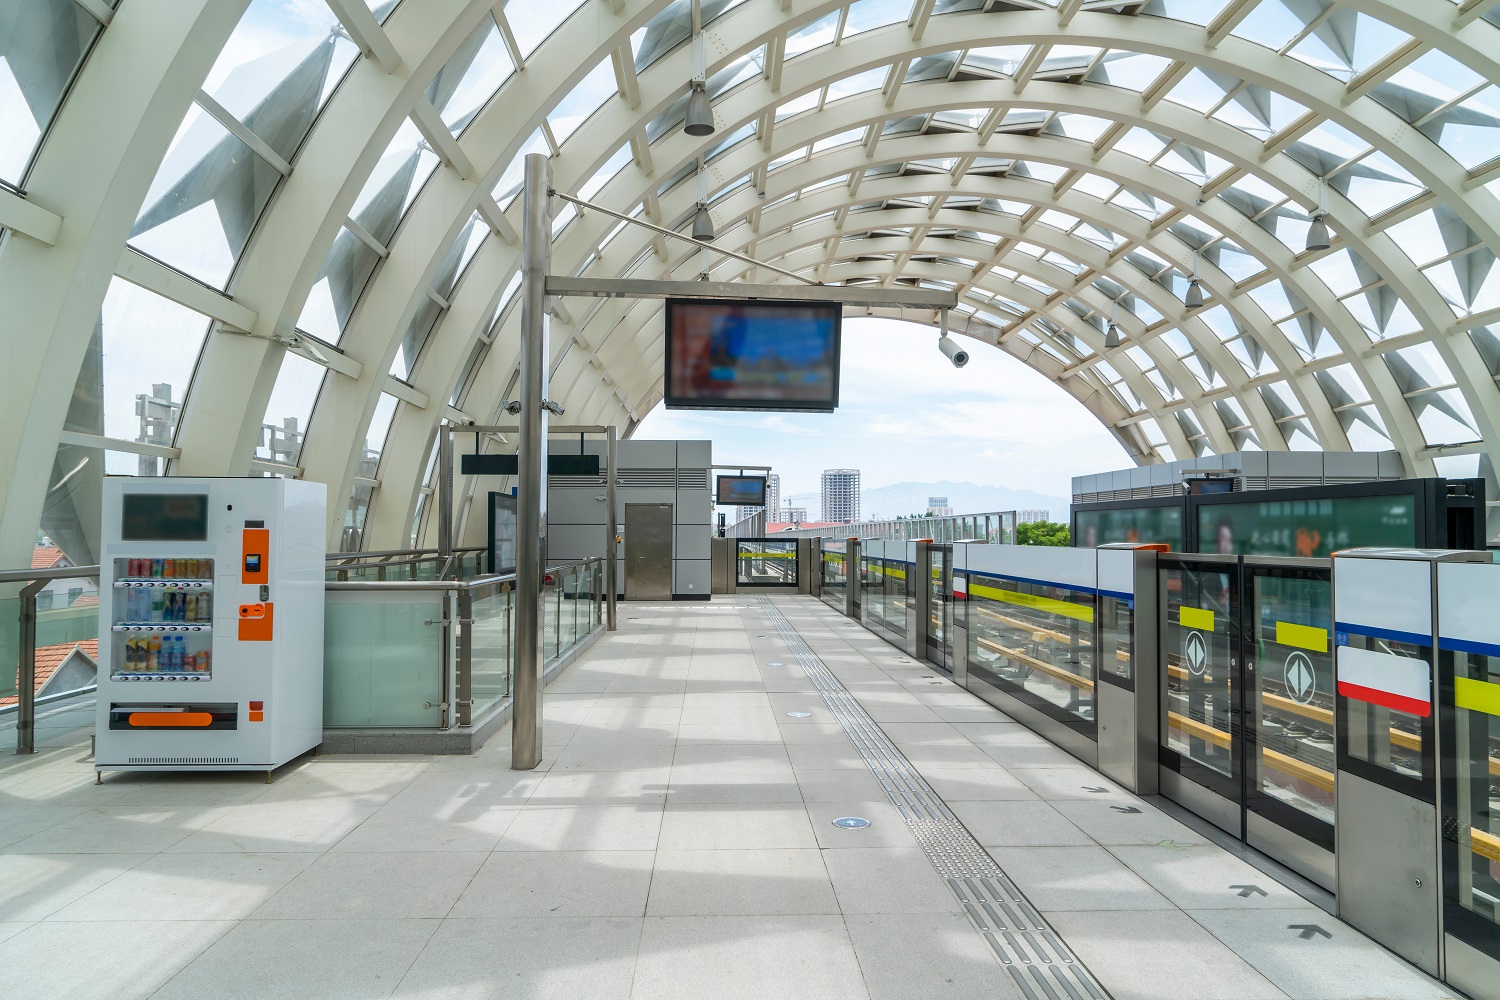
[95, 477, 326, 776]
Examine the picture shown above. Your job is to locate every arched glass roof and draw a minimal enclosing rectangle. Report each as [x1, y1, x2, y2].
[2, 0, 1499, 561]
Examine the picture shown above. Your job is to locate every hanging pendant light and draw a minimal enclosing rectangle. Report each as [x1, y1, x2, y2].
[692, 202, 715, 241]
[1186, 278, 1205, 309]
[1104, 322, 1122, 349]
[683, 2, 715, 138]
[1305, 215, 1331, 252]
[685, 81, 715, 137]
[1305, 177, 1331, 252]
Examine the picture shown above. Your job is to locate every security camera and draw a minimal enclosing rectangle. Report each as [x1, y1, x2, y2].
[938, 335, 969, 368]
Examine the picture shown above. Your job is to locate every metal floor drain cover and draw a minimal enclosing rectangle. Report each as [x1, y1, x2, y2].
[833, 816, 871, 829]
[766, 661, 783, 666]
[787, 711, 812, 718]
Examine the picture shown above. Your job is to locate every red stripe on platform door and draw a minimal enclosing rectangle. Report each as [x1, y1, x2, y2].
[1337, 680, 1431, 718]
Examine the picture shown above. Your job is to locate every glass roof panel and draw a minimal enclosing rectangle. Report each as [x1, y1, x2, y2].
[548, 58, 616, 144]
[1286, 11, 1410, 82]
[257, 352, 325, 465]
[0, 1, 103, 185]
[843, 0, 912, 37]
[128, 105, 282, 289]
[202, 0, 359, 158]
[505, 0, 589, 60]
[786, 11, 841, 58]
[78, 277, 212, 447]
[430, 16, 514, 135]
[1088, 51, 1172, 93]
[827, 67, 887, 102]
[493, 128, 549, 206]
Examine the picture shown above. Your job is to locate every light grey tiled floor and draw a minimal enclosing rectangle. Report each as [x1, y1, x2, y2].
[0, 597, 1460, 999]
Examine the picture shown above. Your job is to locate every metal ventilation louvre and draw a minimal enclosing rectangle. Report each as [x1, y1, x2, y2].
[127, 757, 240, 765]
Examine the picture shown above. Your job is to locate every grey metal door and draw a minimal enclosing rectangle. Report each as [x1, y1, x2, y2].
[625, 503, 673, 601]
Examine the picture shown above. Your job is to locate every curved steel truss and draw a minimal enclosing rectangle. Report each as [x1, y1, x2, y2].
[2, 0, 1499, 560]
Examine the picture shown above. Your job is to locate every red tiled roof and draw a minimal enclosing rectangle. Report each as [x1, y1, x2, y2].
[31, 546, 65, 570]
[71, 593, 99, 608]
[1, 639, 97, 707]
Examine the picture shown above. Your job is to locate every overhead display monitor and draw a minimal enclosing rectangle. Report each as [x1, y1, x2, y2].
[487, 492, 518, 576]
[664, 298, 841, 412]
[717, 475, 768, 506]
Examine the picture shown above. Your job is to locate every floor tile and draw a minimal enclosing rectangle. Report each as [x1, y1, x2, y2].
[151, 918, 439, 1000]
[6, 805, 228, 854]
[646, 849, 837, 916]
[845, 912, 1027, 1000]
[0, 918, 233, 1000]
[666, 769, 803, 804]
[496, 803, 664, 852]
[253, 851, 486, 918]
[657, 801, 817, 851]
[1187, 907, 1455, 1000]
[0, 853, 148, 920]
[50, 851, 315, 921]
[986, 846, 1176, 912]
[946, 800, 1094, 847]
[167, 800, 375, 853]
[806, 800, 918, 849]
[915, 767, 1037, 801]
[391, 917, 641, 999]
[632, 915, 867, 1000]
[822, 847, 962, 914]
[1109, 845, 1313, 910]
[1048, 909, 1290, 1000]
[449, 850, 653, 918]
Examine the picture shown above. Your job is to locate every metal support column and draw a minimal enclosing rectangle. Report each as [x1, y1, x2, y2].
[512, 153, 551, 771]
[15, 580, 41, 755]
[606, 426, 618, 631]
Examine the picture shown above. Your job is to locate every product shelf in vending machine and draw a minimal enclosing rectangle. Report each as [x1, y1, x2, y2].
[95, 479, 326, 776]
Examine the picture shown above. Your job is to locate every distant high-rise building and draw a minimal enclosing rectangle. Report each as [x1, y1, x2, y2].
[927, 496, 953, 516]
[821, 469, 860, 524]
[780, 506, 808, 525]
[765, 474, 781, 521]
[1018, 509, 1051, 524]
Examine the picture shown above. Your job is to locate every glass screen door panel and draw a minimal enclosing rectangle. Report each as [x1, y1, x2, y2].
[1440, 647, 1500, 965]
[1161, 558, 1241, 803]
[1246, 565, 1336, 849]
[927, 547, 951, 669]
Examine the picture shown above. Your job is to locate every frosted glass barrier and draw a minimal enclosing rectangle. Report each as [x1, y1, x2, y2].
[324, 591, 444, 727]
[0, 594, 19, 700]
[469, 586, 513, 718]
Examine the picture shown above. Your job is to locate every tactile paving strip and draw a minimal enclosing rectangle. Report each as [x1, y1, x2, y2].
[757, 598, 1111, 1000]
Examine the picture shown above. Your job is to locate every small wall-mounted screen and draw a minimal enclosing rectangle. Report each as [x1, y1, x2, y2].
[717, 475, 768, 506]
[665, 298, 841, 412]
[488, 492, 518, 576]
[122, 494, 209, 541]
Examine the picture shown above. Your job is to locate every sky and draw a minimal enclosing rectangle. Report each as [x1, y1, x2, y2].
[636, 316, 1131, 511]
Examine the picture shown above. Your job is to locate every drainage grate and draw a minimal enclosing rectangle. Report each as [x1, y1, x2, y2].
[758, 598, 1110, 1000]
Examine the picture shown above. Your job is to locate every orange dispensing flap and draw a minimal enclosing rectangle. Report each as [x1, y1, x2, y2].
[129, 712, 213, 728]
[242, 528, 269, 584]
[238, 601, 274, 641]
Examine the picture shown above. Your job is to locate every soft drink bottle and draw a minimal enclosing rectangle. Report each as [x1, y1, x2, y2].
[151, 558, 163, 578]
[186, 593, 197, 621]
[147, 635, 161, 672]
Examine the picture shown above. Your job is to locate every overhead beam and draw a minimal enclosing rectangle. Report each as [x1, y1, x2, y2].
[545, 276, 958, 309]
[115, 247, 258, 332]
[0, 187, 62, 245]
[325, 0, 401, 73]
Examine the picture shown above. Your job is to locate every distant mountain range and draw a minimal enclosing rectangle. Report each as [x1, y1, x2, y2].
[784, 481, 1068, 522]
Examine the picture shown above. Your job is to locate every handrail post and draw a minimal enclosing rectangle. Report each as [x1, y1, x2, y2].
[456, 585, 473, 728]
[16, 580, 43, 755]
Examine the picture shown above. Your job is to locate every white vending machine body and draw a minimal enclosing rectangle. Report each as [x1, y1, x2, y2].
[95, 477, 326, 772]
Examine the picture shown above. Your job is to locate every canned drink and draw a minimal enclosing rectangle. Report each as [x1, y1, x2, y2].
[195, 650, 209, 672]
[151, 558, 163, 578]
[186, 558, 198, 579]
[185, 593, 197, 621]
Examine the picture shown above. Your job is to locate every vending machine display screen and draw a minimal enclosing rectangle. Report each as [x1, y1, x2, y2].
[122, 494, 209, 541]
